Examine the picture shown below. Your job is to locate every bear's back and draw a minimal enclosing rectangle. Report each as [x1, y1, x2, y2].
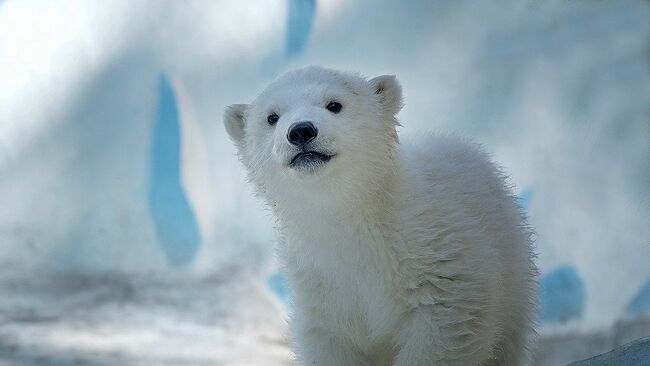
[396, 133, 537, 364]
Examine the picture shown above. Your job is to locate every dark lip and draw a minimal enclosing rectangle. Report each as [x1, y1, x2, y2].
[289, 151, 335, 167]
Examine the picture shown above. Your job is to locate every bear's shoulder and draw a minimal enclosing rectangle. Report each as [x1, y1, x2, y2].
[401, 133, 498, 183]
[397, 132, 515, 223]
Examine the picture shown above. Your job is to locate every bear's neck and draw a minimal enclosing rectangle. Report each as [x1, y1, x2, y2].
[274, 158, 400, 249]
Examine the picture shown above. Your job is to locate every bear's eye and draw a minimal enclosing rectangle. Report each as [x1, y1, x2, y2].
[326, 101, 342, 114]
[267, 113, 279, 125]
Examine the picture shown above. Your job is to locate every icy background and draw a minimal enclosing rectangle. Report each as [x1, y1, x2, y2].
[0, 1, 648, 365]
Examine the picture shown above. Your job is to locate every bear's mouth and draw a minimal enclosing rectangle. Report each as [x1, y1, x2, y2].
[289, 151, 335, 169]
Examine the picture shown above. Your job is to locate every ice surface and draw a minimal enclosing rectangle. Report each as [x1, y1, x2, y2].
[569, 336, 650, 366]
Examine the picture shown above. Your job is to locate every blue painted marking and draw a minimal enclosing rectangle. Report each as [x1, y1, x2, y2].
[148, 75, 201, 266]
[627, 276, 650, 315]
[539, 265, 586, 323]
[286, 0, 316, 58]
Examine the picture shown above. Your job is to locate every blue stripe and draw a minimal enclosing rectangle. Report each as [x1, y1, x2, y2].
[286, 0, 316, 58]
[148, 75, 201, 266]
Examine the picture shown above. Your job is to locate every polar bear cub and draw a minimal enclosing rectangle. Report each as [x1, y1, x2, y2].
[224, 66, 537, 366]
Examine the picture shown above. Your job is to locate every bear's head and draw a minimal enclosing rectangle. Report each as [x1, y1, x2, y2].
[224, 66, 402, 207]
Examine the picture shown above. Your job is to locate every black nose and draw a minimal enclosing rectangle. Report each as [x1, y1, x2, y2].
[287, 122, 318, 145]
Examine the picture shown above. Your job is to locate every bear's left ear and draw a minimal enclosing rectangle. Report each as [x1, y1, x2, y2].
[370, 75, 403, 116]
[224, 104, 248, 144]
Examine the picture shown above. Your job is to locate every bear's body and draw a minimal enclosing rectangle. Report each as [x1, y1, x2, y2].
[224, 66, 537, 365]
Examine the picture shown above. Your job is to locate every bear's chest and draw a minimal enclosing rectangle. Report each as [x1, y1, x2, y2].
[329, 265, 399, 336]
[284, 226, 404, 347]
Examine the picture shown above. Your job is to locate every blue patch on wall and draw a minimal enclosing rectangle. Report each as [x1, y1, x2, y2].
[627, 276, 650, 315]
[286, 0, 316, 58]
[539, 265, 586, 323]
[148, 76, 201, 266]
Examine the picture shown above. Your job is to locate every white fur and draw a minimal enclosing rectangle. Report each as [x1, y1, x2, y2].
[224, 66, 538, 366]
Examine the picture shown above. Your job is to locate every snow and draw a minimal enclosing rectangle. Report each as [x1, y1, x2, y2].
[0, 269, 290, 366]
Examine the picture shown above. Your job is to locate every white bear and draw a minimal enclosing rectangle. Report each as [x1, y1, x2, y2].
[224, 66, 537, 366]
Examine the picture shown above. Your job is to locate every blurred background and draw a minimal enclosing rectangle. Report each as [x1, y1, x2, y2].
[0, 1, 648, 365]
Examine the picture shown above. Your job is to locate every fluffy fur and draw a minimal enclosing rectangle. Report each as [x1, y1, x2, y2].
[224, 66, 538, 365]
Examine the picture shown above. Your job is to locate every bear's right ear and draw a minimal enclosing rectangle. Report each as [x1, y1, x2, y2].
[224, 104, 248, 143]
[370, 75, 403, 116]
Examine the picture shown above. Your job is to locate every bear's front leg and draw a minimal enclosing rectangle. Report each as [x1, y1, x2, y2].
[294, 327, 372, 366]
[394, 304, 493, 366]
[393, 306, 448, 366]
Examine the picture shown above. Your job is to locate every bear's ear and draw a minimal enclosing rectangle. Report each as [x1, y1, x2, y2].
[224, 104, 248, 143]
[370, 75, 403, 116]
